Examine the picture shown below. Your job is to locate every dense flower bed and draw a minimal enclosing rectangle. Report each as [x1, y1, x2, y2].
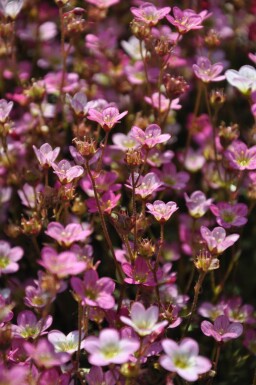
[0, 0, 256, 384]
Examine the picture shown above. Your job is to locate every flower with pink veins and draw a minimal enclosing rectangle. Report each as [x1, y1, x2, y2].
[33, 143, 60, 168]
[52, 159, 84, 184]
[39, 247, 87, 278]
[0, 240, 23, 275]
[12, 310, 52, 339]
[201, 315, 243, 342]
[160, 338, 212, 381]
[83, 328, 140, 366]
[210, 202, 248, 228]
[87, 105, 128, 132]
[45, 222, 90, 247]
[48, 330, 86, 354]
[71, 269, 115, 309]
[193, 57, 225, 83]
[24, 338, 70, 368]
[130, 124, 171, 149]
[128, 172, 162, 200]
[0, 98, 13, 123]
[200, 226, 239, 255]
[224, 140, 256, 170]
[146, 200, 178, 222]
[166, 6, 210, 34]
[145, 92, 181, 112]
[120, 302, 168, 336]
[86, 190, 121, 214]
[131, 2, 171, 26]
[184, 191, 213, 218]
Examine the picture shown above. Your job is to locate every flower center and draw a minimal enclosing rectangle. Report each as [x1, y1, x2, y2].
[102, 343, 120, 359]
[0, 255, 9, 269]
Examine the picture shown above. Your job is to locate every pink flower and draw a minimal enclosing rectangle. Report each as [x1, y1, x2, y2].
[146, 200, 178, 222]
[201, 315, 243, 342]
[86, 191, 121, 214]
[37, 369, 70, 385]
[160, 338, 212, 381]
[86, 366, 116, 385]
[66, 91, 87, 116]
[193, 57, 225, 83]
[200, 226, 239, 255]
[145, 92, 181, 112]
[0, 364, 28, 385]
[224, 297, 255, 324]
[224, 140, 256, 170]
[12, 310, 52, 339]
[24, 338, 70, 368]
[87, 106, 128, 132]
[81, 170, 121, 197]
[52, 160, 84, 184]
[127, 172, 162, 200]
[160, 163, 190, 191]
[0, 241, 23, 275]
[112, 132, 139, 151]
[83, 328, 140, 366]
[48, 330, 86, 354]
[120, 302, 168, 336]
[122, 256, 159, 286]
[166, 7, 210, 34]
[130, 124, 171, 149]
[83, 0, 119, 8]
[39, 247, 87, 278]
[33, 143, 60, 168]
[45, 222, 90, 247]
[210, 202, 248, 228]
[17, 183, 43, 209]
[131, 3, 171, 26]
[184, 191, 213, 218]
[71, 269, 115, 309]
[0, 98, 13, 123]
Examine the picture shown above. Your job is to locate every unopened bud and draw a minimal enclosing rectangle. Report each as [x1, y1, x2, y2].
[125, 149, 143, 168]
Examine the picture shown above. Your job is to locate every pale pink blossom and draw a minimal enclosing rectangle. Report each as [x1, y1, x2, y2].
[146, 200, 178, 222]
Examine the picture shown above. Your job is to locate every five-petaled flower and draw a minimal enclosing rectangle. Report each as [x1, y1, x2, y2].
[131, 2, 171, 26]
[200, 226, 239, 255]
[130, 124, 171, 149]
[193, 57, 225, 83]
[87, 106, 128, 132]
[201, 315, 243, 342]
[146, 200, 178, 222]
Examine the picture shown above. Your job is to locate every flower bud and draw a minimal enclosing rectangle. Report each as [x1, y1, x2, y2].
[130, 19, 151, 40]
[124, 149, 143, 168]
[120, 363, 139, 378]
[204, 29, 221, 49]
[219, 121, 239, 148]
[194, 250, 219, 272]
[73, 136, 97, 159]
[138, 238, 155, 258]
[21, 216, 42, 236]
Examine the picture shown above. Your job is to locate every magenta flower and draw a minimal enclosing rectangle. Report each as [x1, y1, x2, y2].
[81, 170, 121, 196]
[52, 159, 84, 184]
[166, 7, 210, 34]
[198, 301, 225, 321]
[200, 226, 239, 255]
[86, 366, 116, 385]
[24, 338, 70, 368]
[39, 247, 87, 278]
[146, 200, 178, 222]
[120, 302, 168, 336]
[84, 0, 119, 8]
[83, 328, 139, 366]
[210, 202, 248, 228]
[48, 330, 86, 354]
[87, 106, 128, 132]
[12, 310, 52, 339]
[145, 92, 181, 112]
[45, 222, 90, 247]
[130, 124, 171, 149]
[33, 143, 60, 168]
[86, 191, 121, 214]
[127, 172, 162, 200]
[122, 256, 159, 286]
[184, 191, 213, 218]
[131, 3, 171, 26]
[0, 364, 28, 385]
[160, 163, 190, 191]
[193, 57, 225, 83]
[201, 315, 243, 342]
[0, 241, 23, 275]
[71, 269, 115, 309]
[0, 98, 13, 123]
[37, 368, 70, 385]
[224, 140, 256, 170]
[224, 297, 255, 324]
[225, 65, 256, 94]
[160, 338, 212, 381]
[18, 183, 43, 209]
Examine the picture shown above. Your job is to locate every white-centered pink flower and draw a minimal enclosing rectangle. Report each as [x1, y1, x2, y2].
[130, 124, 171, 149]
[83, 329, 140, 366]
[120, 302, 168, 336]
[146, 200, 178, 222]
[200, 226, 239, 255]
[48, 330, 86, 354]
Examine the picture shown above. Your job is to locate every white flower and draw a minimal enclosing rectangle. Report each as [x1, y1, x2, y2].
[225, 65, 256, 94]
